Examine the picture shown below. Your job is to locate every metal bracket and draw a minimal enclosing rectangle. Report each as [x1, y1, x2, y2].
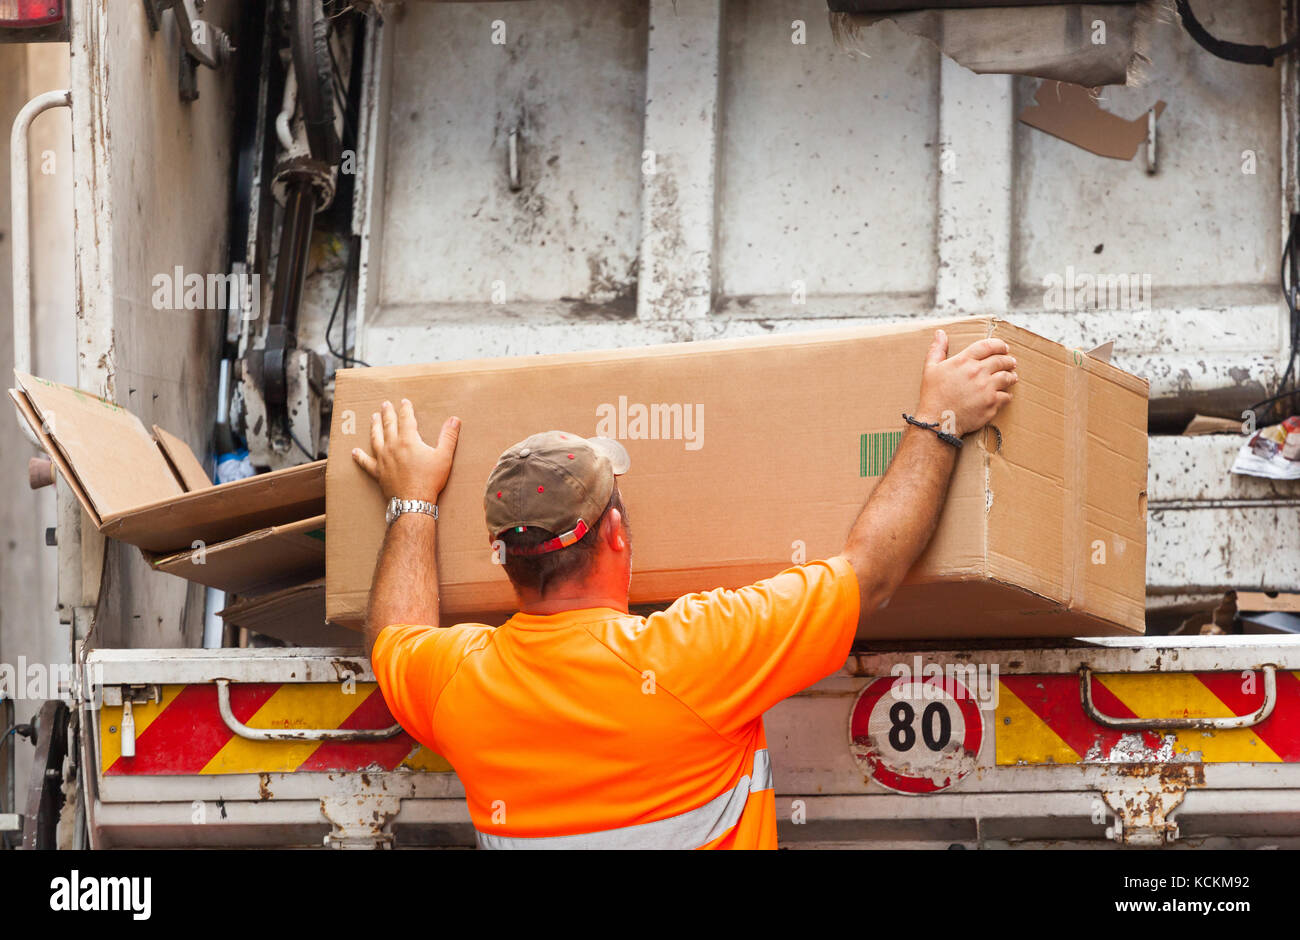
[1101, 772, 1191, 847]
[507, 126, 522, 191]
[142, 0, 236, 101]
[1145, 106, 1158, 175]
[285, 345, 324, 458]
[320, 794, 402, 849]
[241, 341, 324, 467]
[101, 687, 157, 760]
[100, 684, 161, 708]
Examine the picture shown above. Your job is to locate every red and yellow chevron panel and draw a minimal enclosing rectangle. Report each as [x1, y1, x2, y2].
[997, 670, 1300, 765]
[99, 682, 454, 776]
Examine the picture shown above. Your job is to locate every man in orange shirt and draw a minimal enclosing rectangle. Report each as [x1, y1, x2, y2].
[352, 329, 1017, 849]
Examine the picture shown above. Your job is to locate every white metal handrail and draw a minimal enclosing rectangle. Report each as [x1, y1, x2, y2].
[215, 679, 403, 742]
[1079, 664, 1278, 731]
[10, 88, 71, 415]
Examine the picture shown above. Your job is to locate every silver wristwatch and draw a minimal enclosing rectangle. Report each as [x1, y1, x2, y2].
[386, 496, 439, 525]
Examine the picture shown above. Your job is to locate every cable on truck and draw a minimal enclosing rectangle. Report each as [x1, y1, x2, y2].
[1175, 0, 1300, 66]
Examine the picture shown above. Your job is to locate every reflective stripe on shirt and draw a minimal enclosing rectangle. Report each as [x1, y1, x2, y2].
[475, 748, 774, 850]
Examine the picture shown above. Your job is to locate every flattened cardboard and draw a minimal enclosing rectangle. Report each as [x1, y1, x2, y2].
[14, 372, 182, 522]
[11, 373, 326, 554]
[150, 515, 326, 596]
[217, 579, 356, 647]
[153, 425, 213, 492]
[326, 316, 1149, 639]
[98, 460, 326, 553]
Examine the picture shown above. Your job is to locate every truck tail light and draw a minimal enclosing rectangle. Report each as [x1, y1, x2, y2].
[0, 0, 63, 28]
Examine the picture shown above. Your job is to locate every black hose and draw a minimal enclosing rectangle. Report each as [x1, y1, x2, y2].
[0, 723, 34, 760]
[1250, 214, 1300, 425]
[326, 236, 371, 369]
[1175, 0, 1300, 67]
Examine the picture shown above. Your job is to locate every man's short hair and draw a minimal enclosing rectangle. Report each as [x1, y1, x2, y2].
[500, 484, 626, 597]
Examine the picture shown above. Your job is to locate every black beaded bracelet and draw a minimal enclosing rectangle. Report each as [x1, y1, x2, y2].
[902, 413, 963, 449]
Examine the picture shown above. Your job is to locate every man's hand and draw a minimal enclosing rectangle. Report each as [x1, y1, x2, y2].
[352, 399, 461, 502]
[915, 329, 1018, 437]
[356, 402, 460, 655]
[839, 329, 1018, 614]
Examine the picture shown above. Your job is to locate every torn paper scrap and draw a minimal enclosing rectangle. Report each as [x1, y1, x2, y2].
[1018, 80, 1166, 160]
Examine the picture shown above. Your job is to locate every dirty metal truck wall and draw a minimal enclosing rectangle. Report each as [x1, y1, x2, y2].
[376, 0, 648, 318]
[346, 0, 1296, 600]
[68, 0, 243, 648]
[358, 0, 1292, 412]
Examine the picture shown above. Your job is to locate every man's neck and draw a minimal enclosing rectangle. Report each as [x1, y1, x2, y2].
[518, 590, 630, 616]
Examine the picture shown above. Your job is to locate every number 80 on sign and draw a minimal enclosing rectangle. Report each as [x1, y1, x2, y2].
[849, 676, 985, 794]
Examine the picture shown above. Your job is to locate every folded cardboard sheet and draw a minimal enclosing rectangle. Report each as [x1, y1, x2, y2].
[10, 372, 327, 592]
[150, 515, 327, 596]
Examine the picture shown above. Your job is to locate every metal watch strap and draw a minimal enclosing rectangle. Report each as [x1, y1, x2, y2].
[386, 497, 439, 525]
[902, 412, 963, 449]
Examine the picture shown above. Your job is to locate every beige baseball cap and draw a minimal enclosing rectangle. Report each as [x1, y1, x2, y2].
[484, 431, 630, 554]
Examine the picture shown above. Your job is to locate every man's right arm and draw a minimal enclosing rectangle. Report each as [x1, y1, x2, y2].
[625, 330, 1017, 739]
[838, 329, 1018, 614]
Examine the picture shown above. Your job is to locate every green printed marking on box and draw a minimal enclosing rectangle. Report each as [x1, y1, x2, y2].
[860, 431, 902, 477]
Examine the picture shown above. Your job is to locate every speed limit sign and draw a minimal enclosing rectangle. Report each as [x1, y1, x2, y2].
[849, 676, 984, 794]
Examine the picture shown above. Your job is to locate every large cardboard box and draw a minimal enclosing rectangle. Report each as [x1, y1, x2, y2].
[327, 317, 1148, 638]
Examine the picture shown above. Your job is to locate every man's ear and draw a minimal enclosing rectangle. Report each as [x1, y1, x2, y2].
[603, 507, 626, 552]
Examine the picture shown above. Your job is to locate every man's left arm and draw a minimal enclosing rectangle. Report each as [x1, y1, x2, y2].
[352, 398, 461, 655]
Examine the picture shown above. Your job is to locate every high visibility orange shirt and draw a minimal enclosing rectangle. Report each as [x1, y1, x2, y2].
[371, 555, 860, 849]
